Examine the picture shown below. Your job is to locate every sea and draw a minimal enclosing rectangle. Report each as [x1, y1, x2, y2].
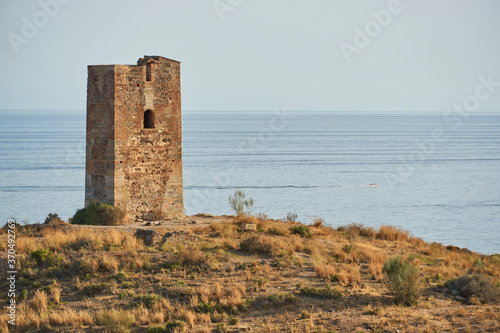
[0, 110, 499, 254]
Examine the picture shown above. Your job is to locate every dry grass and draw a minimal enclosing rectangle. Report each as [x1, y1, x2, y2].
[50, 285, 61, 304]
[239, 234, 294, 257]
[49, 308, 93, 327]
[314, 264, 336, 280]
[30, 290, 48, 312]
[95, 308, 136, 330]
[377, 225, 410, 241]
[3, 216, 499, 332]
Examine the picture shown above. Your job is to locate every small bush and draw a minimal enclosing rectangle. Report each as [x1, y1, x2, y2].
[95, 308, 135, 332]
[118, 290, 134, 300]
[299, 286, 342, 300]
[338, 223, 376, 238]
[30, 290, 48, 311]
[81, 283, 109, 297]
[164, 249, 210, 271]
[377, 225, 410, 241]
[281, 212, 298, 222]
[71, 201, 125, 226]
[289, 226, 311, 238]
[18, 289, 28, 302]
[165, 320, 186, 333]
[445, 274, 500, 304]
[268, 292, 297, 305]
[111, 272, 130, 283]
[228, 191, 254, 217]
[147, 325, 166, 333]
[311, 218, 324, 227]
[239, 235, 293, 257]
[31, 248, 51, 262]
[383, 256, 420, 305]
[130, 294, 162, 308]
[215, 323, 226, 333]
[30, 248, 62, 267]
[44, 213, 65, 226]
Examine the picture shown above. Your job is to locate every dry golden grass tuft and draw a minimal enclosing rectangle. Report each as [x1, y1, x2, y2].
[95, 308, 136, 330]
[314, 264, 336, 280]
[97, 253, 119, 273]
[50, 285, 61, 304]
[369, 261, 385, 281]
[30, 290, 48, 312]
[48, 308, 93, 327]
[377, 225, 410, 241]
[239, 234, 294, 257]
[0, 320, 7, 333]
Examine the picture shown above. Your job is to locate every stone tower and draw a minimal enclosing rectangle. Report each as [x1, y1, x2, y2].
[85, 55, 183, 220]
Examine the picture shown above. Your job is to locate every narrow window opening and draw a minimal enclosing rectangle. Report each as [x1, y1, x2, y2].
[144, 110, 154, 129]
[146, 62, 152, 81]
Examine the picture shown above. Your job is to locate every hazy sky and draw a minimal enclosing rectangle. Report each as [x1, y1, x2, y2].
[1, 0, 499, 112]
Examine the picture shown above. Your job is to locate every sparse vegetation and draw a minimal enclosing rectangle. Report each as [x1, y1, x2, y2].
[299, 286, 342, 300]
[268, 292, 297, 305]
[1, 216, 498, 332]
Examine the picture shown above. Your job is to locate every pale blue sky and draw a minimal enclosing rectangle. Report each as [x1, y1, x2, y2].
[1, 0, 499, 112]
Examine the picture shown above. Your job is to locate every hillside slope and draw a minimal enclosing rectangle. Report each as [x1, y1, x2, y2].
[1, 215, 499, 332]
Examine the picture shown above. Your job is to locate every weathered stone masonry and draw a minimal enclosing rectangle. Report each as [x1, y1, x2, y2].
[85, 56, 184, 220]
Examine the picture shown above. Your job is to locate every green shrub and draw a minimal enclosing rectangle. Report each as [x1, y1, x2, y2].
[81, 283, 109, 297]
[30, 249, 62, 267]
[112, 272, 130, 283]
[31, 249, 51, 262]
[215, 323, 226, 333]
[130, 294, 162, 308]
[445, 274, 500, 304]
[342, 244, 354, 253]
[18, 289, 28, 302]
[165, 320, 186, 333]
[71, 201, 125, 226]
[299, 286, 342, 300]
[118, 290, 134, 300]
[228, 191, 254, 217]
[383, 256, 420, 306]
[147, 325, 166, 333]
[289, 225, 311, 238]
[268, 292, 298, 305]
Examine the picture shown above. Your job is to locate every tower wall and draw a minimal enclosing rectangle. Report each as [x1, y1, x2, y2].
[85, 56, 184, 220]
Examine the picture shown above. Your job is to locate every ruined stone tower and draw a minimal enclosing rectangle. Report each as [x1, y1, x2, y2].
[85, 55, 183, 220]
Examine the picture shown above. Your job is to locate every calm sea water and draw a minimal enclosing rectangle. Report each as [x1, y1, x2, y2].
[0, 110, 499, 254]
